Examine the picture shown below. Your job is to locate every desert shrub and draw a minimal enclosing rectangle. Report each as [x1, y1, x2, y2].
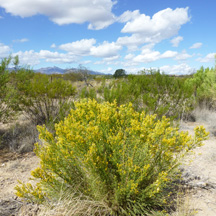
[0, 56, 18, 122]
[80, 86, 97, 100]
[13, 72, 76, 126]
[63, 71, 84, 82]
[94, 75, 105, 83]
[101, 71, 194, 119]
[97, 78, 107, 94]
[66, 65, 94, 86]
[103, 81, 134, 106]
[48, 74, 64, 80]
[15, 100, 208, 215]
[128, 71, 194, 119]
[186, 66, 216, 109]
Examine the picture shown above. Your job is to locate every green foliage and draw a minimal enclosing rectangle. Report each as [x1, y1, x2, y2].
[97, 78, 106, 94]
[103, 80, 133, 106]
[63, 71, 84, 82]
[130, 71, 194, 119]
[0, 56, 18, 122]
[15, 100, 208, 215]
[80, 86, 97, 100]
[13, 55, 19, 70]
[186, 66, 216, 108]
[93, 75, 105, 83]
[102, 71, 194, 119]
[13, 71, 76, 125]
[113, 69, 126, 78]
[66, 65, 93, 86]
[0, 58, 10, 97]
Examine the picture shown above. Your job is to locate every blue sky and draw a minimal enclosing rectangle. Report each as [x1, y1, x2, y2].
[0, 0, 215, 74]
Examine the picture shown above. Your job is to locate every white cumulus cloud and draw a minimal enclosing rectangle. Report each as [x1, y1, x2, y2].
[133, 50, 160, 63]
[100, 67, 113, 73]
[118, 10, 140, 23]
[124, 53, 135, 60]
[175, 51, 192, 61]
[160, 63, 195, 75]
[90, 41, 122, 58]
[14, 49, 79, 66]
[121, 8, 190, 34]
[196, 53, 216, 63]
[81, 60, 92, 65]
[160, 50, 178, 58]
[190, 42, 202, 49]
[14, 50, 40, 66]
[51, 43, 56, 48]
[103, 55, 120, 62]
[132, 48, 178, 63]
[59, 39, 121, 58]
[12, 38, 29, 43]
[0, 43, 11, 58]
[117, 7, 190, 48]
[0, 0, 116, 30]
[170, 36, 183, 47]
[39, 50, 78, 63]
[94, 55, 120, 65]
[59, 39, 96, 55]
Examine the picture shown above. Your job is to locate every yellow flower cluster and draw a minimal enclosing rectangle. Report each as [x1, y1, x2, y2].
[15, 181, 46, 204]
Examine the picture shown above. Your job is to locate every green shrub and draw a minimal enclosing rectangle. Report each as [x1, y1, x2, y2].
[186, 66, 216, 108]
[80, 86, 97, 100]
[13, 72, 76, 125]
[96, 78, 107, 94]
[101, 71, 194, 119]
[0, 56, 18, 122]
[15, 100, 208, 215]
[103, 81, 133, 106]
[93, 75, 105, 83]
[63, 71, 83, 82]
[128, 71, 194, 119]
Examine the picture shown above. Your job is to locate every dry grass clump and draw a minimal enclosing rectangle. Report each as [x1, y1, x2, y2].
[191, 106, 216, 123]
[16, 190, 198, 216]
[18, 192, 110, 216]
[0, 121, 39, 153]
[189, 106, 216, 136]
[170, 188, 198, 216]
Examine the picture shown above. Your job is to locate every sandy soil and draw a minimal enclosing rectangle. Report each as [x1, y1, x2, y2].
[0, 151, 39, 216]
[0, 121, 216, 215]
[179, 121, 216, 216]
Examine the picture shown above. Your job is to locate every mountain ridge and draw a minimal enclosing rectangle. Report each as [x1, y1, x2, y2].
[35, 66, 108, 75]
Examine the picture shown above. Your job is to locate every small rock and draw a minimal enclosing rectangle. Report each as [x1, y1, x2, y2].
[196, 182, 206, 188]
[195, 176, 201, 180]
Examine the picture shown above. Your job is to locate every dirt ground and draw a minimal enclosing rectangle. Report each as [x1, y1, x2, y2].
[178, 121, 216, 216]
[0, 151, 39, 216]
[0, 121, 216, 215]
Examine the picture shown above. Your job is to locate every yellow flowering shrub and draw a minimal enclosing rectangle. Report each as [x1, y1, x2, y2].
[15, 99, 208, 215]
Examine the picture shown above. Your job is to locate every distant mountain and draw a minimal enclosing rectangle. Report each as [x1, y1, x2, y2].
[35, 66, 106, 75]
[35, 66, 65, 74]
